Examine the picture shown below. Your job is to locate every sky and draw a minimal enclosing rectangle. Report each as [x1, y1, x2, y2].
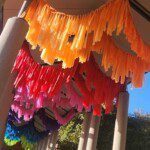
[127, 73, 150, 115]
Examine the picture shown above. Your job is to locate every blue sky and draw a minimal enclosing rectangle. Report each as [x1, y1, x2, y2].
[127, 73, 150, 114]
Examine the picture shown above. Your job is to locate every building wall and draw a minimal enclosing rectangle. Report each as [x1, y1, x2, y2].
[3, 0, 23, 25]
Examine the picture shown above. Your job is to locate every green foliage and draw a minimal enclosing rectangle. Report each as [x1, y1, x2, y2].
[58, 113, 84, 150]
[20, 136, 36, 150]
[97, 113, 116, 150]
[4, 138, 19, 146]
[58, 111, 150, 150]
[126, 115, 150, 150]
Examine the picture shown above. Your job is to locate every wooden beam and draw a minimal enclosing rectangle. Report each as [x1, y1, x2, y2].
[129, 0, 150, 21]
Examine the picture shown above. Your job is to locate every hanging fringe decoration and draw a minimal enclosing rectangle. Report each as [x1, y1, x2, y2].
[11, 41, 124, 119]
[93, 33, 150, 87]
[11, 42, 77, 124]
[25, 0, 150, 65]
[4, 121, 21, 146]
[12, 41, 78, 97]
[4, 109, 60, 147]
[23, 0, 150, 87]
[18, 33, 150, 88]
[4, 120, 48, 145]
[11, 85, 76, 124]
[77, 54, 124, 115]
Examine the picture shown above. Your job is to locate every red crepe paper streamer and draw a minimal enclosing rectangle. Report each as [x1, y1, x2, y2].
[11, 41, 125, 122]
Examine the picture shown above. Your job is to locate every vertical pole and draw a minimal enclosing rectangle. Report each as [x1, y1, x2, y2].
[112, 91, 129, 150]
[0, 0, 6, 8]
[41, 136, 49, 150]
[0, 74, 16, 146]
[0, 17, 28, 145]
[36, 138, 44, 150]
[0, 0, 6, 34]
[86, 114, 101, 150]
[92, 116, 101, 150]
[78, 112, 91, 150]
[36, 133, 53, 150]
[18, 0, 32, 17]
[0, 17, 28, 98]
[49, 131, 59, 150]
[0, 0, 30, 146]
[0, 6, 3, 34]
[46, 133, 53, 150]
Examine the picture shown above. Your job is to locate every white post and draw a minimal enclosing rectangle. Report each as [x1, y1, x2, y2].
[0, 74, 16, 146]
[41, 137, 49, 150]
[36, 138, 45, 150]
[112, 91, 129, 150]
[92, 116, 101, 150]
[49, 131, 59, 150]
[0, 17, 28, 146]
[46, 133, 53, 150]
[0, 0, 30, 146]
[78, 112, 91, 150]
[0, 5, 3, 33]
[86, 114, 101, 150]
[18, 0, 32, 17]
[0, 17, 28, 93]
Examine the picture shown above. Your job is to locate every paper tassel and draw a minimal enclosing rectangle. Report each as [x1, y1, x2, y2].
[25, 0, 150, 64]
[11, 42, 124, 119]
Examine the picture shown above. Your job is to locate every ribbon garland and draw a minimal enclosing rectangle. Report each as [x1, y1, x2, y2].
[25, 0, 150, 64]
[5, 108, 60, 147]
[4, 122, 20, 146]
[5, 120, 48, 145]
[75, 54, 125, 115]
[41, 32, 150, 87]
[12, 47, 77, 124]
[8, 108, 61, 131]
[11, 85, 76, 124]
[24, 0, 150, 87]
[93, 33, 150, 87]
[6, 0, 150, 147]
[8, 109, 23, 124]
[11, 41, 124, 119]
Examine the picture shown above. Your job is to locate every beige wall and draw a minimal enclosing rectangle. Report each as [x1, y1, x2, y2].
[3, 0, 23, 25]
[2, 0, 150, 44]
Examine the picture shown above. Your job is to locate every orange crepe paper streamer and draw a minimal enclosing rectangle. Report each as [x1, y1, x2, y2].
[25, 0, 150, 63]
[30, 31, 150, 87]
[93, 33, 150, 88]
